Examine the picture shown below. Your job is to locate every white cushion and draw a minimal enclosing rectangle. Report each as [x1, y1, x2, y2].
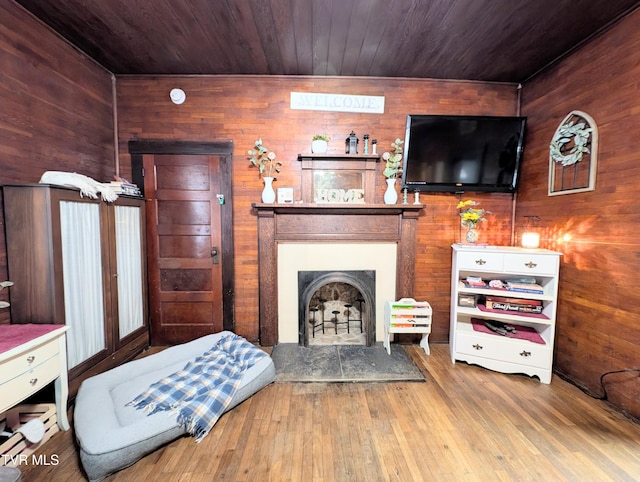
[74, 332, 275, 481]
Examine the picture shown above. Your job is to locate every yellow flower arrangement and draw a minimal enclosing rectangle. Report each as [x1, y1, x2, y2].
[457, 199, 489, 228]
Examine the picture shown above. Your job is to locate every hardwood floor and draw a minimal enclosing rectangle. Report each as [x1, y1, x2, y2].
[15, 344, 640, 481]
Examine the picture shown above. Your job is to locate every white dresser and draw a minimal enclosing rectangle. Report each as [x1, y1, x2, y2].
[450, 245, 561, 383]
[0, 325, 70, 430]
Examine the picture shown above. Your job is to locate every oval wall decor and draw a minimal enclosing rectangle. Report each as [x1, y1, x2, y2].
[548, 110, 598, 196]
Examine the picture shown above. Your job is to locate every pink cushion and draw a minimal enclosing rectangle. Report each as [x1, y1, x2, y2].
[0, 324, 61, 354]
[471, 318, 545, 344]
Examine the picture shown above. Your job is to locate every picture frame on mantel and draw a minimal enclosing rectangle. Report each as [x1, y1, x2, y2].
[277, 187, 294, 204]
[548, 110, 598, 196]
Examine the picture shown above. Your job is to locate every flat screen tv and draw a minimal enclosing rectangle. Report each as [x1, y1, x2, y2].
[401, 114, 527, 193]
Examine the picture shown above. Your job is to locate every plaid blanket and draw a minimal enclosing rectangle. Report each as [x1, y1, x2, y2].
[128, 333, 268, 442]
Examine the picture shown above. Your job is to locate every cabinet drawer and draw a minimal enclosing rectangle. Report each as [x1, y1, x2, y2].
[455, 331, 551, 369]
[457, 251, 504, 272]
[0, 353, 61, 413]
[0, 339, 59, 385]
[504, 253, 558, 275]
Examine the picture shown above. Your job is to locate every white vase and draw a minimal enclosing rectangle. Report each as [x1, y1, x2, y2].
[384, 178, 398, 204]
[311, 139, 328, 153]
[262, 176, 276, 203]
[465, 226, 479, 244]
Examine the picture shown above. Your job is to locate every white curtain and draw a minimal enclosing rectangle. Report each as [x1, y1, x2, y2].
[115, 205, 144, 338]
[60, 201, 105, 369]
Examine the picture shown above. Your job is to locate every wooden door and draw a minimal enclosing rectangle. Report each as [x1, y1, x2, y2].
[133, 142, 234, 345]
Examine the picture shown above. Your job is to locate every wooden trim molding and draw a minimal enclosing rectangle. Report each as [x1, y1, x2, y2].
[252, 203, 424, 345]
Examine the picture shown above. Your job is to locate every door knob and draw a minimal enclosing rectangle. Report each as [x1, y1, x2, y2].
[211, 247, 219, 264]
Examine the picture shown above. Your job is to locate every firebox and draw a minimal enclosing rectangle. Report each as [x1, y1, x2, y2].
[298, 270, 375, 346]
[276, 242, 398, 345]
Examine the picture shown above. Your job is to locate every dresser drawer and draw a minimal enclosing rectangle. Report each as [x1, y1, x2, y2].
[457, 251, 504, 272]
[455, 331, 551, 369]
[0, 353, 61, 413]
[0, 338, 59, 385]
[504, 253, 559, 276]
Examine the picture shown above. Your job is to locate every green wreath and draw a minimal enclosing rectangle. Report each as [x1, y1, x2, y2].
[549, 120, 592, 166]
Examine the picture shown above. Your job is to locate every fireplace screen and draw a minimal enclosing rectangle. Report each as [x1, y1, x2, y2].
[298, 270, 375, 346]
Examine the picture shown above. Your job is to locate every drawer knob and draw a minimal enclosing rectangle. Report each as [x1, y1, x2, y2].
[26, 355, 35, 363]
[472, 344, 483, 350]
[29, 378, 38, 385]
[525, 261, 537, 268]
[520, 350, 532, 357]
[475, 259, 487, 265]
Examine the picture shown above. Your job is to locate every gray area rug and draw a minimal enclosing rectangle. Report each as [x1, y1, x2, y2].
[271, 343, 425, 383]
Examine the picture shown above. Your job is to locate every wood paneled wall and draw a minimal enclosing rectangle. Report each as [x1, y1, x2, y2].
[0, 1, 115, 323]
[6, 0, 639, 422]
[519, 9, 640, 419]
[116, 76, 519, 342]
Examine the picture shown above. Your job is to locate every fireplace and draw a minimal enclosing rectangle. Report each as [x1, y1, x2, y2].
[298, 270, 375, 346]
[277, 242, 396, 343]
[253, 201, 423, 346]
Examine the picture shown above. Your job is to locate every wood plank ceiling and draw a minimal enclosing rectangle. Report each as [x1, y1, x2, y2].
[15, 0, 640, 83]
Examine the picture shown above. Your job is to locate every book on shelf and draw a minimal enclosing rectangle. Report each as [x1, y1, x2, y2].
[464, 276, 487, 288]
[485, 296, 543, 314]
[391, 313, 431, 319]
[462, 280, 488, 289]
[504, 277, 537, 284]
[390, 302, 431, 309]
[485, 296, 541, 306]
[390, 323, 430, 328]
[505, 281, 544, 294]
[109, 176, 142, 197]
[391, 318, 430, 324]
[477, 304, 549, 319]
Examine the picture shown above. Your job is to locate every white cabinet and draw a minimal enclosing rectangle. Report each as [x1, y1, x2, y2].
[450, 244, 561, 383]
[3, 185, 149, 395]
[0, 325, 69, 430]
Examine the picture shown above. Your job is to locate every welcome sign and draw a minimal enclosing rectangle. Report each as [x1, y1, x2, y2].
[290, 92, 385, 114]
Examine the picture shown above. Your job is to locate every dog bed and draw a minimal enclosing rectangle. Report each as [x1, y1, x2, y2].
[73, 331, 275, 482]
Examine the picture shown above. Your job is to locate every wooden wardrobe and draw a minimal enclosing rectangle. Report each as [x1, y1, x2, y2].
[3, 184, 149, 396]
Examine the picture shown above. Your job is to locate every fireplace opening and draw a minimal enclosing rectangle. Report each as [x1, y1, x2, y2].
[308, 282, 365, 345]
[298, 270, 375, 346]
